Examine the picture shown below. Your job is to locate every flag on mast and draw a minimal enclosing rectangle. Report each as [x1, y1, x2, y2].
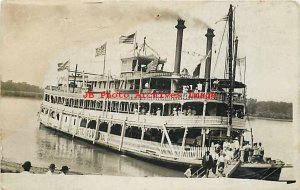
[192, 50, 211, 77]
[236, 57, 246, 66]
[215, 15, 229, 24]
[95, 42, 107, 57]
[119, 33, 135, 44]
[57, 60, 70, 71]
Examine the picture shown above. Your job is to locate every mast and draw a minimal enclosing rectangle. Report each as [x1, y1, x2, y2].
[72, 64, 78, 93]
[233, 37, 238, 83]
[227, 4, 234, 135]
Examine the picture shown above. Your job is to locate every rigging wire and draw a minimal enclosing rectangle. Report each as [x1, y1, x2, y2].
[212, 20, 228, 78]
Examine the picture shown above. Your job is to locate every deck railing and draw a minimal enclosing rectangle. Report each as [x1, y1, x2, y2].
[95, 131, 214, 160]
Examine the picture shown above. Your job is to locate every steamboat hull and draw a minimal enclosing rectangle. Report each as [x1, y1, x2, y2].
[230, 166, 282, 181]
[40, 122, 282, 181]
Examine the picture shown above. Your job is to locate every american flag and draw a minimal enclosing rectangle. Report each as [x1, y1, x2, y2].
[95, 42, 107, 57]
[119, 33, 135, 44]
[57, 60, 70, 71]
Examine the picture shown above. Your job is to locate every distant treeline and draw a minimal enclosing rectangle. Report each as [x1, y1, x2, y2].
[246, 98, 292, 120]
[1, 80, 43, 99]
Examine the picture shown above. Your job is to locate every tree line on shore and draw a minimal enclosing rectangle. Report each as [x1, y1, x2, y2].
[246, 98, 292, 120]
[1, 80, 43, 99]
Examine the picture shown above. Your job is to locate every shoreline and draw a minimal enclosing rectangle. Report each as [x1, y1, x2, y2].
[248, 116, 292, 122]
[0, 160, 93, 175]
[1, 90, 43, 99]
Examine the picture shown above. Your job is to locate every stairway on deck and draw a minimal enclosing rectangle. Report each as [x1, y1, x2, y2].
[202, 160, 241, 178]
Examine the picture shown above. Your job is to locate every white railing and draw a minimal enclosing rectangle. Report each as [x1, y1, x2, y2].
[48, 118, 59, 128]
[122, 137, 141, 151]
[97, 131, 107, 142]
[86, 128, 95, 140]
[107, 134, 120, 147]
[139, 140, 160, 154]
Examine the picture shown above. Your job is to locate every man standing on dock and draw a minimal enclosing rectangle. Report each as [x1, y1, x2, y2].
[21, 161, 32, 174]
[46, 164, 56, 174]
[202, 151, 213, 178]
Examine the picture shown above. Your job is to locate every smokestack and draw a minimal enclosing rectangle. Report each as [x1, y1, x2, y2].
[174, 19, 186, 75]
[204, 28, 215, 80]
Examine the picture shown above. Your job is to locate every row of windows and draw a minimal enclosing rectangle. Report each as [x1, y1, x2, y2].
[45, 94, 138, 113]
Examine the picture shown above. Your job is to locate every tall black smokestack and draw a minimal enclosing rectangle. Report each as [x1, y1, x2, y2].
[204, 28, 215, 80]
[174, 19, 186, 75]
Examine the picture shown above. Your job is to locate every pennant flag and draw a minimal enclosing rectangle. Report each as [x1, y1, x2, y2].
[215, 15, 229, 24]
[57, 60, 70, 71]
[236, 57, 246, 66]
[95, 42, 107, 57]
[192, 50, 211, 77]
[119, 33, 135, 44]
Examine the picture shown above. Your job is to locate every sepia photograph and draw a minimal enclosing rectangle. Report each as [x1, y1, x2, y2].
[0, 1, 299, 189]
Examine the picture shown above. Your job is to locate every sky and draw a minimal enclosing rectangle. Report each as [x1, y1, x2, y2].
[0, 0, 299, 102]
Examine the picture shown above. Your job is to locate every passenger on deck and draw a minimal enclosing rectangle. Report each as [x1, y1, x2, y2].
[217, 167, 225, 178]
[184, 165, 192, 178]
[214, 141, 221, 153]
[191, 108, 196, 116]
[253, 143, 260, 162]
[177, 108, 182, 116]
[182, 109, 187, 116]
[223, 139, 230, 151]
[21, 161, 32, 174]
[202, 151, 213, 178]
[144, 82, 150, 89]
[187, 106, 192, 116]
[46, 163, 56, 175]
[60, 166, 70, 175]
[182, 86, 188, 99]
[212, 151, 220, 176]
[258, 142, 264, 162]
[225, 148, 234, 164]
[156, 108, 161, 116]
[243, 142, 251, 163]
[217, 153, 226, 170]
[172, 108, 177, 116]
[141, 107, 146, 115]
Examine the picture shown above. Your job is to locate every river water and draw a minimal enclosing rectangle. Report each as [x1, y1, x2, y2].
[0, 97, 296, 179]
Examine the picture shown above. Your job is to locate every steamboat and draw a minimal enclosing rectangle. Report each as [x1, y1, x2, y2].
[38, 5, 285, 180]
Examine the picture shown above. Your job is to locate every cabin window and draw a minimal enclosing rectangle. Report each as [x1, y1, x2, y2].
[65, 116, 67, 122]
[125, 126, 142, 139]
[79, 99, 83, 108]
[88, 120, 96, 129]
[70, 99, 74, 107]
[74, 119, 76, 125]
[110, 124, 122, 136]
[168, 128, 185, 145]
[119, 102, 129, 113]
[99, 122, 108, 132]
[84, 100, 90, 109]
[143, 128, 162, 143]
[80, 119, 87, 128]
[182, 102, 204, 116]
[111, 101, 119, 112]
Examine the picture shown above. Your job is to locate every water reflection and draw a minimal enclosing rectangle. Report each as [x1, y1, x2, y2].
[35, 126, 183, 177]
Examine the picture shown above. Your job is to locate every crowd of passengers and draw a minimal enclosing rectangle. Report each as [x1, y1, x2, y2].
[136, 106, 244, 118]
[184, 138, 265, 178]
